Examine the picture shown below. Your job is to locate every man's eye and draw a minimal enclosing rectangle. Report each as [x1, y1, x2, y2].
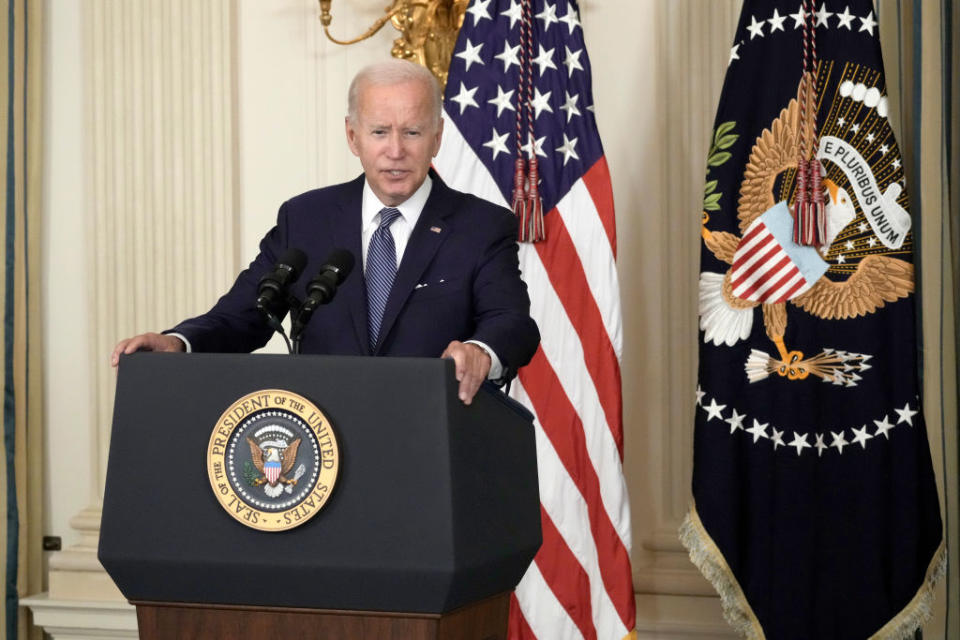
[372, 129, 386, 135]
[406, 130, 421, 137]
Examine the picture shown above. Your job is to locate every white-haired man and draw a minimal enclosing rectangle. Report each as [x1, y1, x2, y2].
[112, 60, 539, 404]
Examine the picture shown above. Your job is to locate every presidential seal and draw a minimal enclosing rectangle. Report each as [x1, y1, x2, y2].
[207, 389, 339, 532]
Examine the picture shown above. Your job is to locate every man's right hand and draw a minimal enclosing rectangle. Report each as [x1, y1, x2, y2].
[110, 332, 185, 367]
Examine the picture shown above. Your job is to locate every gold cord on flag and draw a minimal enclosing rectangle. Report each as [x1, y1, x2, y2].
[510, 0, 545, 243]
[793, 0, 826, 246]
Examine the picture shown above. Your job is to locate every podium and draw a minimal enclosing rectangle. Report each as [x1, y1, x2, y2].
[99, 353, 541, 639]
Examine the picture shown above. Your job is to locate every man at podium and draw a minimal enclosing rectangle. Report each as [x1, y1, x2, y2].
[111, 60, 539, 404]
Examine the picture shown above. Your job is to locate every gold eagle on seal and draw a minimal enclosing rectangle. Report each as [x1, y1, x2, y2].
[247, 436, 302, 492]
[699, 76, 913, 385]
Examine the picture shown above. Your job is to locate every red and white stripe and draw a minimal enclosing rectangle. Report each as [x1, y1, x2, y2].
[435, 115, 636, 640]
[265, 464, 280, 485]
[730, 221, 810, 303]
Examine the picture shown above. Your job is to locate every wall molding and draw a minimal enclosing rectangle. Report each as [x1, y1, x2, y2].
[21, 595, 137, 640]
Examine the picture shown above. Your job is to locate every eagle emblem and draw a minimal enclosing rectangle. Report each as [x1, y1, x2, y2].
[247, 426, 305, 498]
[699, 68, 913, 386]
[208, 391, 338, 532]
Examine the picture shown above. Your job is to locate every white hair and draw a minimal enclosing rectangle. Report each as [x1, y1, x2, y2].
[347, 59, 442, 125]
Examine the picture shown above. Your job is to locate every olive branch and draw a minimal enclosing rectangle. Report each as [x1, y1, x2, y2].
[703, 121, 739, 212]
[243, 460, 260, 487]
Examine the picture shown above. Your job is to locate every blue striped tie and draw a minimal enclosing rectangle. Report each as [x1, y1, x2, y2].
[366, 207, 402, 351]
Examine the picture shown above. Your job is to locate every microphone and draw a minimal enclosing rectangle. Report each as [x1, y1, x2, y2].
[304, 249, 355, 308]
[256, 248, 308, 315]
[256, 248, 307, 354]
[291, 249, 355, 352]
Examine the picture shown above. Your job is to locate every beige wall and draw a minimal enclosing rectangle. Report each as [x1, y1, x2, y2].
[37, 0, 948, 637]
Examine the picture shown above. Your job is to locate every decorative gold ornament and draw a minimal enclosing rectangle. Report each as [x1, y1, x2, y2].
[318, 0, 470, 90]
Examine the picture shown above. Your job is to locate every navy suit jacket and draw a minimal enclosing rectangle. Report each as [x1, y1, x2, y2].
[169, 172, 540, 380]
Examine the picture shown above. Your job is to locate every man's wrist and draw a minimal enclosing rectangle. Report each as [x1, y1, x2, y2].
[465, 339, 503, 380]
[164, 332, 192, 353]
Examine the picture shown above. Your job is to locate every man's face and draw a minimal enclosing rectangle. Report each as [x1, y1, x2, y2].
[345, 80, 443, 207]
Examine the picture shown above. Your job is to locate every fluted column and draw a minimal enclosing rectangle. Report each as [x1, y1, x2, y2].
[86, 0, 237, 493]
[48, 0, 236, 606]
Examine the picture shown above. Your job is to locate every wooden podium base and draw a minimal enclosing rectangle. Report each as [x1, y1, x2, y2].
[132, 592, 510, 640]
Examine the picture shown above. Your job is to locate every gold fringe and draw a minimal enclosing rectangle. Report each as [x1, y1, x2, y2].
[680, 505, 947, 640]
[868, 541, 947, 639]
[679, 508, 766, 639]
[621, 630, 638, 640]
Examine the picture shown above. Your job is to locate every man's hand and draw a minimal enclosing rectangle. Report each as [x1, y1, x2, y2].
[441, 340, 491, 405]
[110, 332, 185, 367]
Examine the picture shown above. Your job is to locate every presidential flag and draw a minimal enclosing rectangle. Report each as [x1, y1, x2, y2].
[683, 1, 944, 638]
[433, 1, 636, 638]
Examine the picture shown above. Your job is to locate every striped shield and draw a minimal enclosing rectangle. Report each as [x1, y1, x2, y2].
[731, 202, 829, 303]
[265, 459, 281, 485]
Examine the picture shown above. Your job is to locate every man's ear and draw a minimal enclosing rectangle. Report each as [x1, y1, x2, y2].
[432, 117, 444, 157]
[345, 116, 360, 157]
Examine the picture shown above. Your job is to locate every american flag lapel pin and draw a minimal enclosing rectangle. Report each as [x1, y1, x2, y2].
[430, 226, 442, 233]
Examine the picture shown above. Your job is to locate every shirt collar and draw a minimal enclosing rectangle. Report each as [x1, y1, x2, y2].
[362, 174, 433, 229]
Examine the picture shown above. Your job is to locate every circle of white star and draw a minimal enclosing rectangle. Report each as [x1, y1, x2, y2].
[697, 390, 920, 456]
[747, 15, 765, 39]
[789, 432, 811, 455]
[816, 5, 834, 28]
[768, 9, 787, 32]
[836, 6, 856, 29]
[747, 419, 769, 443]
[830, 431, 849, 454]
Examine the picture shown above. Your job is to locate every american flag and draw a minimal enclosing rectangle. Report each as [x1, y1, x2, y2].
[433, 1, 636, 638]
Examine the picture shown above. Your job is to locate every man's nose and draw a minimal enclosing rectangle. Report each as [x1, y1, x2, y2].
[386, 132, 404, 158]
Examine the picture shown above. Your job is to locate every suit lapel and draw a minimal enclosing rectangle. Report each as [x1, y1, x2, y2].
[374, 176, 457, 353]
[330, 175, 371, 355]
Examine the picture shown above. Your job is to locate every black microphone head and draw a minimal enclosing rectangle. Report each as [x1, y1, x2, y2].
[323, 249, 355, 285]
[257, 247, 308, 313]
[278, 247, 308, 279]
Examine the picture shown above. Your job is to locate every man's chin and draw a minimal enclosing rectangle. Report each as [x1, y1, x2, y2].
[376, 183, 417, 206]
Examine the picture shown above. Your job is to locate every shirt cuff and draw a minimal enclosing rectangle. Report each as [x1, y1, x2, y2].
[465, 340, 503, 380]
[166, 332, 192, 353]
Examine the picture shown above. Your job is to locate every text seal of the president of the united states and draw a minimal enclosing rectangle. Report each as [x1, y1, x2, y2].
[207, 389, 340, 532]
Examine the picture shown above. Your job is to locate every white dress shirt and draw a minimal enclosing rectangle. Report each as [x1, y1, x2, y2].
[360, 175, 431, 270]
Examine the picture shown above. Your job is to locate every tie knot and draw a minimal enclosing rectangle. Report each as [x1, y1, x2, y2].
[378, 207, 402, 229]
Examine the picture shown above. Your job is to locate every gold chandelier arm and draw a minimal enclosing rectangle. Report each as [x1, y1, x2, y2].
[320, 1, 406, 47]
[318, 0, 467, 90]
